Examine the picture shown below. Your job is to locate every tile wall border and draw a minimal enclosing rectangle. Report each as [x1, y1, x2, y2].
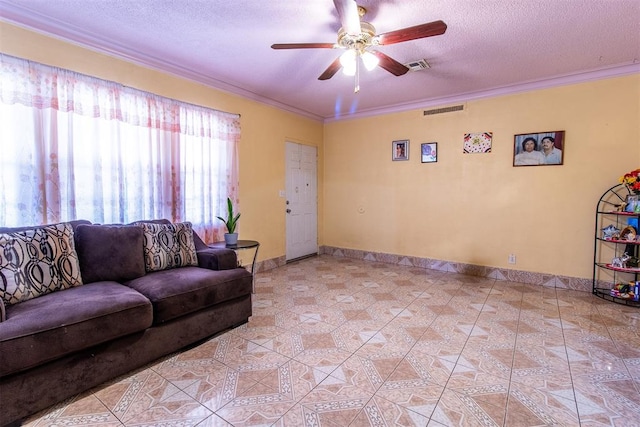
[254, 246, 593, 293]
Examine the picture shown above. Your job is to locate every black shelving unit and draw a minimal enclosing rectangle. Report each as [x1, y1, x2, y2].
[593, 183, 640, 306]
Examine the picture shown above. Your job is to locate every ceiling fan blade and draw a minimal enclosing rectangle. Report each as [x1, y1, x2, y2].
[333, 0, 361, 36]
[271, 43, 336, 49]
[318, 57, 342, 80]
[372, 51, 409, 76]
[378, 20, 447, 45]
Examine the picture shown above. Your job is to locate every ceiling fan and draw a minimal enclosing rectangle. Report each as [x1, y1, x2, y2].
[271, 0, 447, 82]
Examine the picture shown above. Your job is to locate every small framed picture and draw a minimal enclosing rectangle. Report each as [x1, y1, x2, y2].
[513, 130, 565, 166]
[392, 140, 409, 161]
[463, 132, 492, 154]
[421, 142, 437, 163]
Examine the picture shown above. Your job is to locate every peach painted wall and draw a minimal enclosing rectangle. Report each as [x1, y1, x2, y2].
[0, 22, 324, 263]
[323, 75, 640, 279]
[3, 22, 639, 279]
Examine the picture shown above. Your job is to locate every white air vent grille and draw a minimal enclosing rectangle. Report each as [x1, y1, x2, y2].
[404, 59, 431, 71]
[423, 105, 464, 116]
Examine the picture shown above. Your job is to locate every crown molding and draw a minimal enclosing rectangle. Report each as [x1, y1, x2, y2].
[324, 62, 640, 122]
[0, 6, 324, 122]
[2, 2, 638, 124]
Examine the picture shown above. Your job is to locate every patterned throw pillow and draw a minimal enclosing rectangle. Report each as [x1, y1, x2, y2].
[138, 222, 198, 272]
[0, 223, 84, 306]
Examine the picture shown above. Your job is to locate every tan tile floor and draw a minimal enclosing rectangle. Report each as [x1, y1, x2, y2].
[23, 255, 640, 426]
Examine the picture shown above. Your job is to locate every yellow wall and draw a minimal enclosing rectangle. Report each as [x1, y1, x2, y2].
[0, 22, 324, 262]
[3, 22, 639, 280]
[324, 76, 640, 279]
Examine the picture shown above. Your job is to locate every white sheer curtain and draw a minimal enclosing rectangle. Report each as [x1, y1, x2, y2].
[0, 54, 239, 243]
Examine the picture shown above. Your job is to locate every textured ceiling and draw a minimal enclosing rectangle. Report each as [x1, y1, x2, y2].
[1, 0, 639, 121]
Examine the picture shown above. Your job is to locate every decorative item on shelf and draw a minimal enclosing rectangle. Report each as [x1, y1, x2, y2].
[610, 282, 637, 299]
[601, 224, 621, 240]
[611, 252, 631, 269]
[620, 168, 640, 194]
[619, 226, 637, 242]
[627, 256, 640, 268]
[216, 197, 241, 246]
[611, 282, 629, 298]
[626, 194, 640, 213]
[620, 168, 640, 212]
[614, 202, 627, 212]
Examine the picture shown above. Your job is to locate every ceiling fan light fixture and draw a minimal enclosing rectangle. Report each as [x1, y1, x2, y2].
[361, 50, 379, 71]
[339, 49, 356, 67]
[340, 49, 357, 75]
[342, 61, 357, 76]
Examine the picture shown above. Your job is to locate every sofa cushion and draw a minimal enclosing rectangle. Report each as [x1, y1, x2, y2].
[137, 222, 198, 272]
[0, 219, 92, 236]
[0, 281, 152, 377]
[125, 266, 252, 324]
[0, 223, 83, 306]
[197, 247, 240, 270]
[75, 224, 146, 283]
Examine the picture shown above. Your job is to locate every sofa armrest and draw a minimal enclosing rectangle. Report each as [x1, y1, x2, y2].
[197, 248, 240, 270]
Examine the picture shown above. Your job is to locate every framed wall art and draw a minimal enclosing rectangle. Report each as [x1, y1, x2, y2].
[421, 142, 437, 163]
[513, 130, 565, 166]
[463, 132, 492, 153]
[392, 140, 409, 161]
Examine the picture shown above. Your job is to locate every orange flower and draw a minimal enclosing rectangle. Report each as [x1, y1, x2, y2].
[620, 168, 640, 194]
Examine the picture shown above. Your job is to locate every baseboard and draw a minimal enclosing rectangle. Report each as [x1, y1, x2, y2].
[253, 246, 592, 293]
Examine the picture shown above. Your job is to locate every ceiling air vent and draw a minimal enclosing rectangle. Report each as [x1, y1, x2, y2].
[404, 59, 431, 72]
[423, 105, 464, 116]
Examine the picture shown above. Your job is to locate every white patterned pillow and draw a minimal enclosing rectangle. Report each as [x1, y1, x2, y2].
[0, 223, 84, 306]
[138, 222, 198, 272]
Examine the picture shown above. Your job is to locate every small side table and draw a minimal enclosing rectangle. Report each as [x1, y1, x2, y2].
[209, 240, 260, 292]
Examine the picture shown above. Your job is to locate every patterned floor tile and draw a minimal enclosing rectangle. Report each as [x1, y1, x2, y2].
[205, 334, 291, 375]
[506, 381, 581, 426]
[431, 388, 506, 427]
[295, 373, 375, 427]
[352, 395, 430, 426]
[213, 381, 298, 426]
[571, 371, 640, 424]
[21, 254, 640, 426]
[23, 393, 123, 427]
[152, 351, 259, 412]
[93, 369, 212, 425]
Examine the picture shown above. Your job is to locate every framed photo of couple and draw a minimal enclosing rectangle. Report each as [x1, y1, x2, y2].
[513, 130, 565, 167]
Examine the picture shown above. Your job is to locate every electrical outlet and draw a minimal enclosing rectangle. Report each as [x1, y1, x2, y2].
[508, 254, 516, 264]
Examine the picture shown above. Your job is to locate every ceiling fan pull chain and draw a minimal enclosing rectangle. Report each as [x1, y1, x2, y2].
[354, 55, 360, 93]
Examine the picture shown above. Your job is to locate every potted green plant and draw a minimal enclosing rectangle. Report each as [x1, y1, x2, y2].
[217, 197, 241, 245]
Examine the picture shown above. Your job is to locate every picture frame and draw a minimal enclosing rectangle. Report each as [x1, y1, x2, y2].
[421, 142, 437, 163]
[463, 132, 492, 154]
[513, 130, 565, 166]
[392, 140, 409, 161]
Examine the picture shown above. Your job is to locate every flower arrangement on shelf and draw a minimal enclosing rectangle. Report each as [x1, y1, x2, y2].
[620, 168, 640, 194]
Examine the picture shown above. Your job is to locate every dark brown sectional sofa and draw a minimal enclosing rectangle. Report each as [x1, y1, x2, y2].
[0, 220, 253, 426]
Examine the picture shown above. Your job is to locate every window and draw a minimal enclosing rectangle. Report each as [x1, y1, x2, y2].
[0, 54, 239, 242]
